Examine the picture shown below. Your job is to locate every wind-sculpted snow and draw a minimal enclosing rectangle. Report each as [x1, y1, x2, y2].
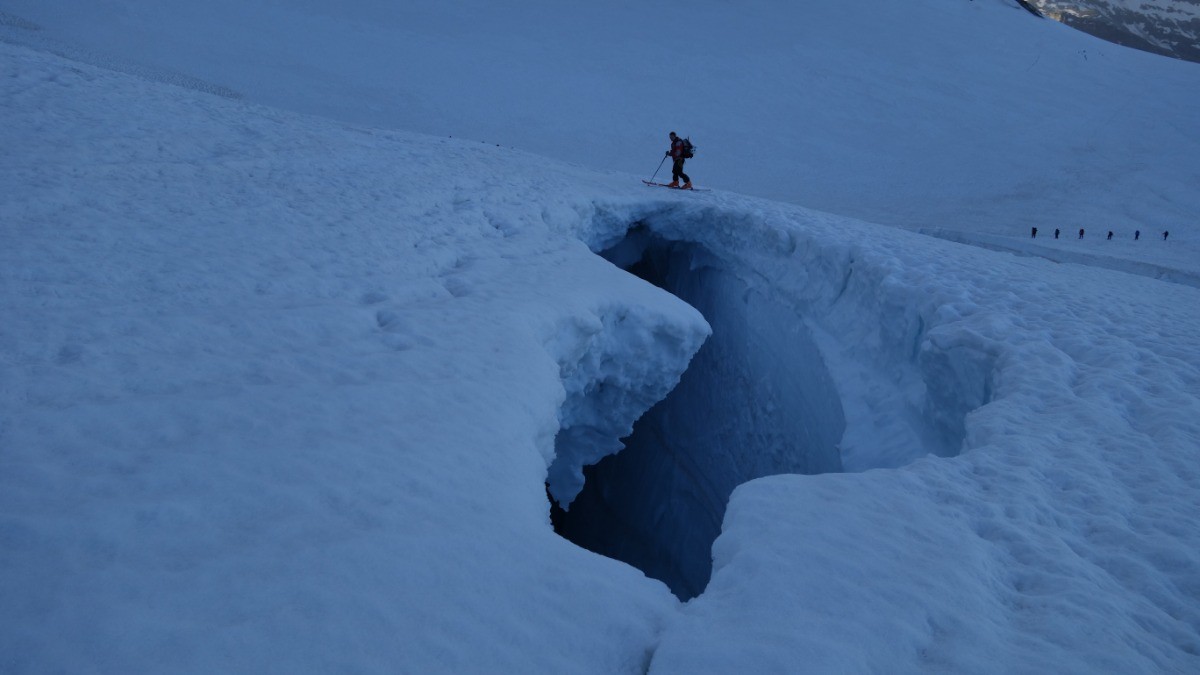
[4, 40, 1200, 675]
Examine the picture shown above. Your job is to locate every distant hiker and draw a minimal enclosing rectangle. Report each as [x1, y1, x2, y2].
[665, 132, 693, 190]
[1079, 228, 1085, 239]
[1031, 227, 1038, 238]
[1135, 230, 1141, 241]
[1054, 228, 1060, 239]
[1107, 231, 1114, 241]
[1163, 230, 1170, 241]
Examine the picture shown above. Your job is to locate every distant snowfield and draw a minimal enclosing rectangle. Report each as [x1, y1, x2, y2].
[2, 0, 1198, 268]
[3, 1, 1200, 673]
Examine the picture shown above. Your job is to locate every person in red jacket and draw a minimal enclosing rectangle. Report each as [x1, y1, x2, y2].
[665, 131, 692, 189]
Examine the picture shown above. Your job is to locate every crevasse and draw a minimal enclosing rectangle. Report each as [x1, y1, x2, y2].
[549, 203, 996, 600]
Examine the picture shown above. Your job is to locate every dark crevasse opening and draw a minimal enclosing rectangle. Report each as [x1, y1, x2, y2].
[551, 227, 846, 600]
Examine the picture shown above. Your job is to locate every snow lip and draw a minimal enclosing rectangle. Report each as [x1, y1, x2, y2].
[543, 295, 710, 508]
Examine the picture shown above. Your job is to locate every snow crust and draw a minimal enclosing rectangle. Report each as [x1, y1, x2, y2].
[3, 0, 1200, 673]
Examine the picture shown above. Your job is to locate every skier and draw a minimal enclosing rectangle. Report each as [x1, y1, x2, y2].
[1054, 228, 1060, 239]
[1079, 228, 1085, 239]
[665, 132, 693, 190]
[1107, 231, 1114, 240]
[1031, 227, 1038, 238]
[1135, 230, 1141, 241]
[1163, 230, 1170, 241]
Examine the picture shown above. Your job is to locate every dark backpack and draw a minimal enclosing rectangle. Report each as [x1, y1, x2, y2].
[681, 137, 695, 159]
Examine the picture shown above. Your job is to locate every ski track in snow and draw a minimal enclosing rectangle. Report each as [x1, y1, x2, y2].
[3, 9, 1200, 675]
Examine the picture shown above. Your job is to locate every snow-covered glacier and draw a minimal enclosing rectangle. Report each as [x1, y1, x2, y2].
[3, 0, 1200, 672]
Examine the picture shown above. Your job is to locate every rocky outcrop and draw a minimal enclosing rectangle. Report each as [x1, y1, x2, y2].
[1025, 1, 1200, 63]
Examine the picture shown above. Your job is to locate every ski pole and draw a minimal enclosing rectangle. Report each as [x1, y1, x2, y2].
[648, 155, 667, 183]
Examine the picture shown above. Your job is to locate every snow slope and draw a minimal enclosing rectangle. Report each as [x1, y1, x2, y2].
[2, 0, 1198, 272]
[3, 1, 1200, 673]
[0, 42, 709, 672]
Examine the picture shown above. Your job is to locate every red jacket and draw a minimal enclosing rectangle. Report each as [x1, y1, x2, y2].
[669, 137, 686, 160]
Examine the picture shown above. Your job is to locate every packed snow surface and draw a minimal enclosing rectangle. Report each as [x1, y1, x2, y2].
[3, 0, 1200, 673]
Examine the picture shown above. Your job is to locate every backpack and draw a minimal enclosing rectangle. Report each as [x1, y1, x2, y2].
[681, 137, 695, 159]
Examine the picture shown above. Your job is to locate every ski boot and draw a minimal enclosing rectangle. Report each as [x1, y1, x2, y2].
[666, 180, 680, 188]
[682, 181, 693, 190]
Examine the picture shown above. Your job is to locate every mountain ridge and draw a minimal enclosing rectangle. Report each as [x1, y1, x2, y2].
[1027, 0, 1200, 62]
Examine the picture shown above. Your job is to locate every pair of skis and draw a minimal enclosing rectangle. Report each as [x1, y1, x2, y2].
[641, 180, 711, 192]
